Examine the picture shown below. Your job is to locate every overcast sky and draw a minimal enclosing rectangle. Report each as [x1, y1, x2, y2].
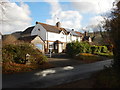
[0, 0, 117, 34]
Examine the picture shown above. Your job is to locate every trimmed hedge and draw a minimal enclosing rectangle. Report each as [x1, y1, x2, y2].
[91, 45, 108, 54]
[66, 41, 109, 57]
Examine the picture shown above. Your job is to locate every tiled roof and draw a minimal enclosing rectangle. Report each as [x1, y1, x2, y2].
[36, 22, 62, 33]
[18, 35, 43, 43]
[65, 29, 83, 36]
[75, 31, 83, 37]
[22, 22, 83, 37]
[21, 26, 35, 35]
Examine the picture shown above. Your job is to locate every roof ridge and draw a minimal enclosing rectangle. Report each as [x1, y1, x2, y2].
[36, 22, 56, 27]
[36, 21, 62, 33]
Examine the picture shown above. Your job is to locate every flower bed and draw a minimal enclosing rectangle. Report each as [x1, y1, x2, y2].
[75, 53, 102, 63]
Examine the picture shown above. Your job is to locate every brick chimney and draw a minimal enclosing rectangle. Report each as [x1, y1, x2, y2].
[84, 31, 88, 36]
[56, 22, 60, 28]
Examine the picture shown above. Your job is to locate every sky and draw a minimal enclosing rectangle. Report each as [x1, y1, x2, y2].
[0, 0, 117, 34]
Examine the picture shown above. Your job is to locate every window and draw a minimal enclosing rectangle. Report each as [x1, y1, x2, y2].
[35, 44, 43, 50]
[61, 37, 64, 39]
[38, 29, 40, 31]
[62, 32, 64, 35]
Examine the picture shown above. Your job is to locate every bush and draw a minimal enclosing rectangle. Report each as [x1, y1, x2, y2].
[66, 41, 110, 58]
[29, 54, 48, 65]
[91, 45, 108, 54]
[80, 42, 91, 53]
[91, 46, 97, 54]
[66, 41, 81, 57]
[95, 52, 113, 58]
[101, 46, 108, 53]
[2, 43, 47, 65]
[66, 41, 91, 57]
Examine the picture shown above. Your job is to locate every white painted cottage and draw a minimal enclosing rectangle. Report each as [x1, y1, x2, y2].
[21, 22, 83, 53]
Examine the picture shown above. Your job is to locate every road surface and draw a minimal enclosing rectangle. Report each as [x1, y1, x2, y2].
[2, 59, 112, 88]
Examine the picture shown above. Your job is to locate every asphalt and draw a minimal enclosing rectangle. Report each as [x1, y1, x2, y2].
[2, 59, 113, 88]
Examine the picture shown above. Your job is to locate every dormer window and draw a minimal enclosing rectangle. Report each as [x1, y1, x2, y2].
[38, 29, 40, 31]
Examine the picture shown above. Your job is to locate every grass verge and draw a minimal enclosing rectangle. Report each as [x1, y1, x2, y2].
[2, 62, 53, 74]
[75, 53, 102, 63]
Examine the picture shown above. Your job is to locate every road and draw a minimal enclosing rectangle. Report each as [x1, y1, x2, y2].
[2, 59, 113, 88]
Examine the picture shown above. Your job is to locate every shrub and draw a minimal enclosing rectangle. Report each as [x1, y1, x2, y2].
[91, 45, 108, 54]
[66, 41, 110, 57]
[66, 41, 81, 57]
[80, 42, 91, 53]
[101, 46, 108, 53]
[91, 46, 97, 54]
[95, 52, 113, 58]
[29, 54, 48, 65]
[2, 43, 47, 64]
[66, 41, 91, 57]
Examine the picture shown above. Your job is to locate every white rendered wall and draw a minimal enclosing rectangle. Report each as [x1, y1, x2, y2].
[47, 31, 66, 42]
[31, 24, 47, 41]
[72, 36, 77, 41]
[66, 34, 72, 43]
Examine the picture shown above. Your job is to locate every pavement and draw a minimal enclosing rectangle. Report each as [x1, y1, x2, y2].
[2, 59, 113, 88]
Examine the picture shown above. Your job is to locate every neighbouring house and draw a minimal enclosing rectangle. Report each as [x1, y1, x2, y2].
[82, 31, 92, 42]
[21, 26, 35, 37]
[18, 35, 44, 53]
[11, 31, 23, 39]
[20, 22, 83, 53]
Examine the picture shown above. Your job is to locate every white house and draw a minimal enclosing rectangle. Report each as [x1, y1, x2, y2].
[21, 22, 83, 53]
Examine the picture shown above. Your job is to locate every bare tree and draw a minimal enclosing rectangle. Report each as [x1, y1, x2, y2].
[104, 1, 120, 70]
[2, 35, 17, 45]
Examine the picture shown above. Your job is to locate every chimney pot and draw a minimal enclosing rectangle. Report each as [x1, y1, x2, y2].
[36, 22, 38, 24]
[56, 22, 60, 28]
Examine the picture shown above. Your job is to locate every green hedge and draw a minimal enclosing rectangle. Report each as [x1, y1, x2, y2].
[66, 41, 91, 57]
[66, 41, 109, 57]
[91, 45, 108, 54]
